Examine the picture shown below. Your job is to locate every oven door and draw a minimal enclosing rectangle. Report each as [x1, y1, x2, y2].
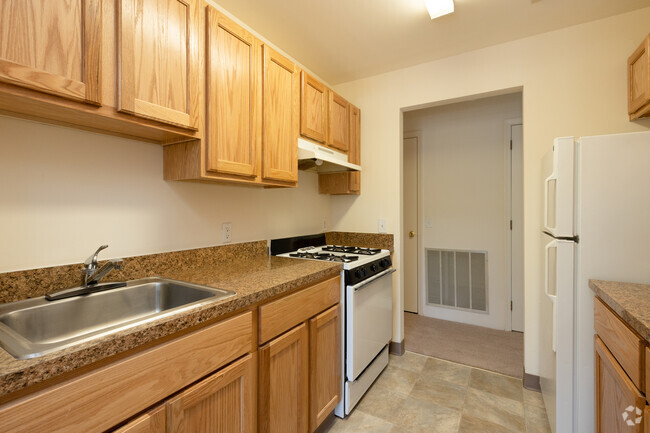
[346, 268, 395, 381]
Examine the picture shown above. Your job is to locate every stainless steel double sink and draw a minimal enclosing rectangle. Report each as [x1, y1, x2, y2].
[0, 277, 236, 359]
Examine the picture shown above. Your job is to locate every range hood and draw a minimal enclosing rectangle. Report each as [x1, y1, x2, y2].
[298, 138, 361, 173]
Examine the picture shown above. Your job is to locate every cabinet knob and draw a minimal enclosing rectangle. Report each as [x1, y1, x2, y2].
[409, 231, 415, 238]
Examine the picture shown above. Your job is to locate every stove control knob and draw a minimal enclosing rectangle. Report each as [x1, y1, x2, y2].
[379, 259, 388, 269]
[370, 263, 379, 272]
[354, 269, 363, 279]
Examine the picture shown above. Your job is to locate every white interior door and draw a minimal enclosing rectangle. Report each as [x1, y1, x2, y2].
[403, 136, 418, 313]
[510, 124, 524, 332]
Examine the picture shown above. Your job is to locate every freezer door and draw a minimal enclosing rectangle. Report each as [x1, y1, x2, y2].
[540, 232, 575, 433]
[544, 137, 575, 238]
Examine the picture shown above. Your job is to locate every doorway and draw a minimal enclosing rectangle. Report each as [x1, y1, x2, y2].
[401, 92, 524, 377]
[403, 133, 419, 314]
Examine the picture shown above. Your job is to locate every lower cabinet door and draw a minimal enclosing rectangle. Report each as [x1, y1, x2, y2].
[166, 354, 255, 433]
[595, 337, 646, 433]
[259, 323, 309, 433]
[309, 305, 341, 432]
[113, 406, 166, 433]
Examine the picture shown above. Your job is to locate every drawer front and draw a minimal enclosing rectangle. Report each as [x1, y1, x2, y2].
[0, 311, 252, 433]
[259, 276, 340, 344]
[594, 297, 645, 390]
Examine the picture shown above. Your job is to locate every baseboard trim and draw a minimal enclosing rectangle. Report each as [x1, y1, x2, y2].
[523, 373, 541, 391]
[389, 339, 405, 356]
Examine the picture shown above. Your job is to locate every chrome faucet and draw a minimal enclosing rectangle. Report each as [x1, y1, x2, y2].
[82, 245, 124, 286]
[45, 245, 126, 301]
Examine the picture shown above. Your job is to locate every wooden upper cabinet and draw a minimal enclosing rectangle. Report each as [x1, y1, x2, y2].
[628, 34, 650, 120]
[348, 104, 361, 193]
[118, 0, 199, 129]
[259, 324, 309, 433]
[167, 354, 255, 433]
[595, 337, 646, 433]
[262, 46, 298, 184]
[309, 305, 341, 432]
[0, 0, 101, 104]
[205, 7, 261, 178]
[300, 71, 327, 144]
[328, 91, 349, 152]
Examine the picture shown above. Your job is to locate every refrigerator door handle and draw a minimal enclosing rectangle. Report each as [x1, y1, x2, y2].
[544, 239, 558, 353]
[544, 172, 557, 234]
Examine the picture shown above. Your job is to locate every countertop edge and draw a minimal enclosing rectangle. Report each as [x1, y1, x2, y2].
[589, 279, 650, 343]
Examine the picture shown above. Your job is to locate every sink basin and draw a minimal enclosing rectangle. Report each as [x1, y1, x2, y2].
[0, 277, 236, 359]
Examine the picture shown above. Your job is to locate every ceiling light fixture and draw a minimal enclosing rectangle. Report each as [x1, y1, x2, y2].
[424, 0, 454, 19]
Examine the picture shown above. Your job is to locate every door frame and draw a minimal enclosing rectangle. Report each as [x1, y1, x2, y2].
[403, 130, 422, 314]
[504, 118, 523, 331]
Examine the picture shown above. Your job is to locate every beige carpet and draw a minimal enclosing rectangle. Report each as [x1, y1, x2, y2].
[404, 312, 524, 378]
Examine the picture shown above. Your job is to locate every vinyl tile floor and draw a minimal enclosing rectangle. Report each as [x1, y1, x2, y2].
[324, 351, 551, 433]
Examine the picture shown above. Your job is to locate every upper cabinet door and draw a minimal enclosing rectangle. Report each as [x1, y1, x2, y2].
[328, 91, 349, 152]
[0, 0, 101, 104]
[205, 7, 260, 178]
[300, 71, 327, 144]
[118, 0, 199, 129]
[262, 46, 298, 183]
[348, 104, 361, 192]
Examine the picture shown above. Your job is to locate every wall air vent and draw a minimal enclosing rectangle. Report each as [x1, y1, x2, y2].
[426, 249, 488, 312]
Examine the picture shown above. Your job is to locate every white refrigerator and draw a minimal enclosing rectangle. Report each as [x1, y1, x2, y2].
[540, 131, 650, 433]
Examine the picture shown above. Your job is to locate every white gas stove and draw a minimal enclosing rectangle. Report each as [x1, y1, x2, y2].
[271, 234, 394, 418]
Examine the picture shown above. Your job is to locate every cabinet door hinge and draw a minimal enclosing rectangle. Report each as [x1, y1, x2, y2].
[510, 301, 513, 311]
[510, 220, 513, 230]
[510, 139, 513, 150]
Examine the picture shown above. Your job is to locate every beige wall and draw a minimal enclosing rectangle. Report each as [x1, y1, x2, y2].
[332, 8, 650, 377]
[403, 93, 522, 330]
[0, 115, 330, 272]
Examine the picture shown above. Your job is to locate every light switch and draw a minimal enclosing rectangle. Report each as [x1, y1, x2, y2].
[378, 218, 387, 233]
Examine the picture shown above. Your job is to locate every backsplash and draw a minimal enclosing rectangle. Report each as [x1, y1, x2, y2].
[0, 241, 267, 304]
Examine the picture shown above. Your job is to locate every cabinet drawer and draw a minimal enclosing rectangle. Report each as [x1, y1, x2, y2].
[594, 297, 645, 390]
[0, 311, 252, 433]
[259, 276, 340, 344]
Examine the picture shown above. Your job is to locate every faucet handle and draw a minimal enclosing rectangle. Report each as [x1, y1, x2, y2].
[84, 245, 109, 267]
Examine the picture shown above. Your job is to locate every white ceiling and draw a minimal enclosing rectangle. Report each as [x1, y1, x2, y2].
[214, 0, 650, 85]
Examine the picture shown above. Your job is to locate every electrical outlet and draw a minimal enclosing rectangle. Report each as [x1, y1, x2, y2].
[378, 218, 387, 233]
[425, 217, 433, 228]
[222, 222, 232, 243]
[322, 218, 327, 232]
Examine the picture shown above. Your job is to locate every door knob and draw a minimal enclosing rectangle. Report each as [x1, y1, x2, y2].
[409, 231, 415, 238]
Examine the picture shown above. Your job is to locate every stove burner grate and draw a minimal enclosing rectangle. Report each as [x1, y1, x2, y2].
[322, 245, 382, 255]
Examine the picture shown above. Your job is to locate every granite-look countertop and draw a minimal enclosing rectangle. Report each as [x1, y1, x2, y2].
[0, 255, 341, 398]
[589, 279, 650, 342]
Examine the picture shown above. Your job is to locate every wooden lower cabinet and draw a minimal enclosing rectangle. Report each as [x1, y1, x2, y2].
[309, 305, 341, 431]
[259, 323, 309, 433]
[113, 406, 166, 433]
[595, 336, 646, 433]
[167, 354, 255, 433]
[115, 354, 255, 433]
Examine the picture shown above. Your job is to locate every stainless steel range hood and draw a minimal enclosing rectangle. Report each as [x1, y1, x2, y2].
[298, 138, 361, 173]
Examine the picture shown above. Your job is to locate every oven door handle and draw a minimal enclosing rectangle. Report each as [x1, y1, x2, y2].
[349, 268, 396, 291]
